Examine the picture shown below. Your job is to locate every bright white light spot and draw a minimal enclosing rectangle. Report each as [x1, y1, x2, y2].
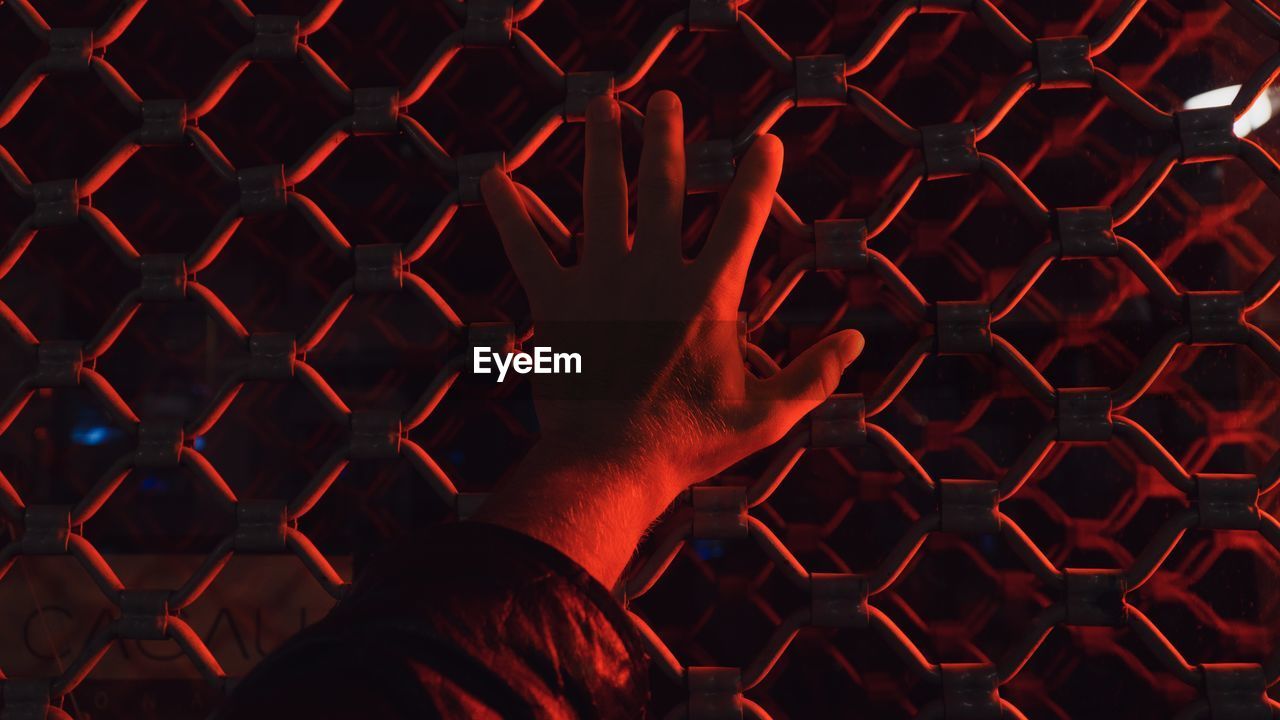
[1183, 84, 1273, 138]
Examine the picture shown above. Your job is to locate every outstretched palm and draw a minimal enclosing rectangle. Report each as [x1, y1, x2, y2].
[477, 91, 862, 585]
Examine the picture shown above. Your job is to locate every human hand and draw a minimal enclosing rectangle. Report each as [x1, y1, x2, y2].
[475, 91, 862, 585]
[481, 92, 862, 493]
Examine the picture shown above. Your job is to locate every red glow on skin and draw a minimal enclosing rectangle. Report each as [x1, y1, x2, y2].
[474, 93, 862, 587]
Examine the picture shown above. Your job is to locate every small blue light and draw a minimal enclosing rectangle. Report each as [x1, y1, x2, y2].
[71, 424, 123, 446]
[140, 475, 165, 491]
[193, 435, 207, 451]
[692, 539, 725, 561]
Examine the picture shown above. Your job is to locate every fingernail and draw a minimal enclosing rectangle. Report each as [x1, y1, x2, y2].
[587, 96, 618, 122]
[839, 330, 864, 365]
[754, 133, 782, 156]
[650, 91, 679, 112]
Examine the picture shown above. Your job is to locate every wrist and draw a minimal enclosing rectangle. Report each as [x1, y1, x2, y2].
[531, 429, 695, 498]
[519, 437, 688, 509]
[472, 437, 687, 587]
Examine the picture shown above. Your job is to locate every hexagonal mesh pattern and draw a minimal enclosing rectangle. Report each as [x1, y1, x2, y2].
[1, 0, 1279, 718]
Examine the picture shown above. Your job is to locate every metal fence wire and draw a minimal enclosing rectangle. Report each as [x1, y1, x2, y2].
[1, 0, 1280, 717]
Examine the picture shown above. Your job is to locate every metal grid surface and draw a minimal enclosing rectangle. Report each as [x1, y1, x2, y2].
[1, 0, 1280, 717]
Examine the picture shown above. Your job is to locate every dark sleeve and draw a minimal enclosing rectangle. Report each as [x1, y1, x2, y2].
[213, 521, 650, 719]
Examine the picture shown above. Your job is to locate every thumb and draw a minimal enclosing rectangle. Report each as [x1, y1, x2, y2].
[767, 329, 864, 412]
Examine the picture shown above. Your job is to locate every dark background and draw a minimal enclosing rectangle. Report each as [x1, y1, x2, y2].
[0, 0, 1278, 717]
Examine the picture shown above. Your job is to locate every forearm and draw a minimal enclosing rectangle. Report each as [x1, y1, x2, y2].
[473, 440, 685, 588]
[218, 522, 649, 718]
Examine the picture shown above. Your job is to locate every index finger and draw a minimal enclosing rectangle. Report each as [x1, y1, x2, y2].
[697, 134, 783, 286]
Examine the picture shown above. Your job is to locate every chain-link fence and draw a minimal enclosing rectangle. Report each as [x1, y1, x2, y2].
[1, 0, 1279, 717]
